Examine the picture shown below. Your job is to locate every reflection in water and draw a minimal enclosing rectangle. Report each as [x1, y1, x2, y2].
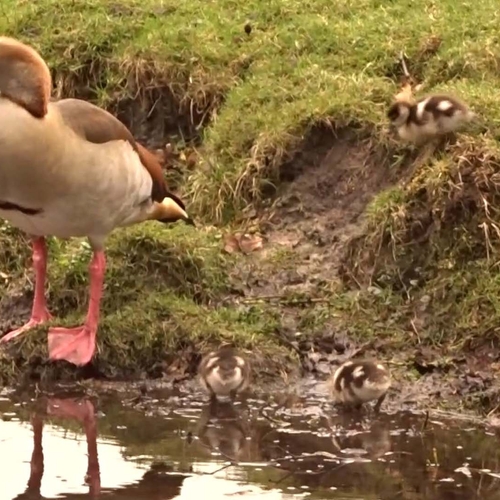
[0, 396, 187, 500]
[1, 386, 500, 499]
[16, 398, 100, 499]
[196, 399, 251, 462]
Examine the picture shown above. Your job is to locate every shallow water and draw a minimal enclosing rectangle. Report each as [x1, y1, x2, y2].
[1, 380, 500, 499]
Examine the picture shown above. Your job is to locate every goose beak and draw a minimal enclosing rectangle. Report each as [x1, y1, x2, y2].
[152, 198, 196, 226]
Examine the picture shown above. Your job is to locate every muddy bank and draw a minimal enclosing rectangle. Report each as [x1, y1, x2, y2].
[2, 124, 499, 418]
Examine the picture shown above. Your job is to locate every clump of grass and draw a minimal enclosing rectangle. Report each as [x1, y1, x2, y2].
[0, 0, 242, 140]
[345, 136, 500, 284]
[188, 0, 500, 221]
[0, 223, 32, 292]
[341, 135, 500, 351]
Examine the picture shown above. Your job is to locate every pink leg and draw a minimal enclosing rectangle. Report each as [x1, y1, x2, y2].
[48, 250, 105, 366]
[84, 403, 101, 496]
[46, 398, 101, 495]
[0, 237, 52, 343]
[27, 415, 44, 495]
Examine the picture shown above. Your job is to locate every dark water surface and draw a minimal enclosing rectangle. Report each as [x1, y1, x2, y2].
[1, 379, 500, 499]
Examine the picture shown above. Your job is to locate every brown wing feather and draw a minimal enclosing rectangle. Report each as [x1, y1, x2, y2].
[0, 36, 52, 119]
[135, 143, 171, 205]
[53, 98, 180, 205]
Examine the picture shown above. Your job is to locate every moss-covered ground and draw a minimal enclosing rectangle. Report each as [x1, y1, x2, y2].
[1, 0, 500, 413]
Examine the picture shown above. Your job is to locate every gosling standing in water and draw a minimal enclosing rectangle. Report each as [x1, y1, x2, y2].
[387, 94, 475, 145]
[328, 359, 391, 413]
[198, 346, 250, 401]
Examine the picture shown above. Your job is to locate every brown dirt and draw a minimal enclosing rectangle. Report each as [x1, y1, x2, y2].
[228, 126, 405, 335]
[256, 127, 400, 294]
[0, 285, 33, 335]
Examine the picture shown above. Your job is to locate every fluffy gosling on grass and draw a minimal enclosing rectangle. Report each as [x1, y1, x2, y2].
[198, 346, 250, 401]
[387, 94, 475, 145]
[329, 359, 391, 413]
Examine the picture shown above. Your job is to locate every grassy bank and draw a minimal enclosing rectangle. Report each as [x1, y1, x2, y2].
[1, 0, 500, 411]
[0, 222, 288, 383]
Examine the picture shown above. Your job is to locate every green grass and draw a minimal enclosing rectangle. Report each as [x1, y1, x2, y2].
[0, 221, 289, 383]
[343, 134, 500, 353]
[2, 0, 500, 397]
[2, 0, 500, 219]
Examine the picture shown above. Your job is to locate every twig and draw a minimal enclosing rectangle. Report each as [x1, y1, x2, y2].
[420, 411, 430, 432]
[368, 219, 389, 286]
[269, 468, 297, 485]
[487, 404, 500, 417]
[410, 318, 422, 344]
[258, 406, 291, 427]
[400, 51, 410, 78]
[481, 222, 491, 262]
[274, 334, 302, 358]
[204, 463, 234, 475]
[239, 295, 332, 306]
[269, 453, 350, 484]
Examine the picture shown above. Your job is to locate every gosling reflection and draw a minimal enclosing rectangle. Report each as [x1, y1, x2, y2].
[13, 397, 100, 499]
[196, 399, 251, 462]
[330, 415, 392, 460]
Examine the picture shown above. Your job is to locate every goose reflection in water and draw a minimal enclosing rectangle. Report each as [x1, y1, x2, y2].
[13, 396, 188, 500]
[196, 399, 253, 463]
[13, 397, 100, 499]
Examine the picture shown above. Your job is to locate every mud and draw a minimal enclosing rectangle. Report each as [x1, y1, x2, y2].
[0, 286, 33, 337]
[260, 128, 397, 292]
[228, 128, 402, 319]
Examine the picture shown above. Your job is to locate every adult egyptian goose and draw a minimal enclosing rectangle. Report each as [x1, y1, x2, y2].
[0, 36, 194, 366]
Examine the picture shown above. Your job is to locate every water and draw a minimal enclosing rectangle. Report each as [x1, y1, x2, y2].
[1, 380, 500, 499]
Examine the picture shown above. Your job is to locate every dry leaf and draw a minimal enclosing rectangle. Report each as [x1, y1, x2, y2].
[223, 234, 240, 254]
[419, 35, 442, 57]
[238, 233, 263, 254]
[223, 233, 264, 254]
[186, 152, 198, 168]
[394, 82, 415, 103]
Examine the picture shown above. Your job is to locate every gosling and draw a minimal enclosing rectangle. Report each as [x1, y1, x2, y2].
[328, 359, 391, 413]
[387, 94, 475, 145]
[198, 346, 250, 401]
